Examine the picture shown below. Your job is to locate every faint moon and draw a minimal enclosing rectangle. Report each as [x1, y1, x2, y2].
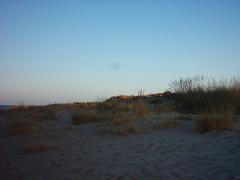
[110, 62, 120, 71]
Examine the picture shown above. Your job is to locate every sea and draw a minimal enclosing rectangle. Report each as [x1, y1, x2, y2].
[0, 105, 12, 110]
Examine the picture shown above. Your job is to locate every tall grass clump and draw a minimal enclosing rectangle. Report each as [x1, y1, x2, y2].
[169, 76, 240, 113]
[194, 108, 236, 133]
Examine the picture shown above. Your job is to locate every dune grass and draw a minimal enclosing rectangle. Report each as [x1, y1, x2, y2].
[155, 104, 174, 113]
[96, 99, 130, 113]
[112, 113, 136, 125]
[28, 106, 57, 121]
[169, 76, 240, 114]
[132, 100, 149, 117]
[157, 118, 181, 129]
[72, 112, 98, 125]
[113, 123, 147, 135]
[6, 106, 58, 136]
[97, 112, 146, 135]
[8, 119, 34, 136]
[194, 108, 236, 133]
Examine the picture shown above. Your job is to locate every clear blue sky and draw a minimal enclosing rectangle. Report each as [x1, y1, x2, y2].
[1, 0, 240, 105]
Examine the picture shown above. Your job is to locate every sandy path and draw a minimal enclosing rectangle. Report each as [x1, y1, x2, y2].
[1, 112, 240, 180]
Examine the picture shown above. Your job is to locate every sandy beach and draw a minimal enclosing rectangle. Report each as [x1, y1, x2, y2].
[1, 107, 240, 180]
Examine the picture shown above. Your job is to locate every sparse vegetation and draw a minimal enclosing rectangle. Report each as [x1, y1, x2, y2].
[112, 113, 136, 125]
[40, 108, 57, 120]
[24, 143, 61, 153]
[8, 119, 34, 136]
[194, 108, 236, 133]
[72, 112, 98, 125]
[113, 123, 147, 135]
[157, 118, 181, 128]
[156, 104, 174, 113]
[96, 99, 130, 113]
[132, 100, 149, 117]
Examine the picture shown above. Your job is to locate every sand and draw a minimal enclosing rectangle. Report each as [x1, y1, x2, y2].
[0, 110, 240, 180]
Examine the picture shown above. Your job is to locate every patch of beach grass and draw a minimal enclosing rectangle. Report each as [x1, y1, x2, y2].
[24, 143, 61, 153]
[112, 113, 136, 125]
[155, 104, 174, 113]
[169, 76, 240, 114]
[96, 99, 130, 113]
[132, 100, 149, 117]
[113, 123, 147, 135]
[8, 119, 34, 136]
[194, 108, 236, 133]
[157, 118, 182, 129]
[72, 112, 98, 125]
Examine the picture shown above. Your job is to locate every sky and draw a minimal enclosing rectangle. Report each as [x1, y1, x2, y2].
[1, 0, 240, 105]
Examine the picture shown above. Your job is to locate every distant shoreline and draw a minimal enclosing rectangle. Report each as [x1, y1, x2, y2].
[0, 105, 12, 110]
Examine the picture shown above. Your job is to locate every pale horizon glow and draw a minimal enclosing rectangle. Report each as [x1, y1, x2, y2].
[1, 0, 240, 105]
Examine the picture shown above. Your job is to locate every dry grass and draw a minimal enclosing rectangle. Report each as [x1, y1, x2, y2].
[8, 119, 34, 136]
[40, 108, 56, 120]
[96, 100, 130, 113]
[72, 112, 98, 125]
[28, 107, 57, 121]
[157, 118, 182, 128]
[24, 143, 61, 153]
[97, 112, 137, 134]
[6, 106, 57, 136]
[97, 119, 147, 135]
[170, 76, 240, 113]
[114, 123, 145, 135]
[5, 106, 57, 122]
[112, 113, 136, 125]
[132, 100, 149, 117]
[156, 104, 174, 113]
[194, 109, 236, 133]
